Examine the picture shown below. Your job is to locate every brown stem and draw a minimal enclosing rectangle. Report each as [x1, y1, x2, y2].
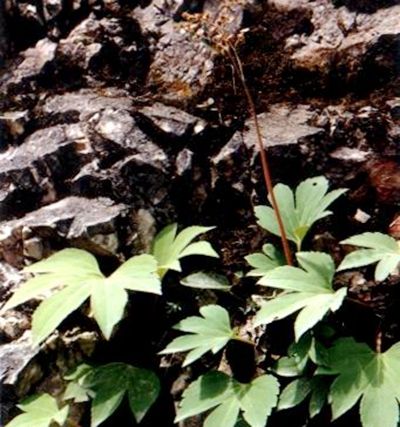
[226, 45, 293, 265]
[375, 330, 382, 353]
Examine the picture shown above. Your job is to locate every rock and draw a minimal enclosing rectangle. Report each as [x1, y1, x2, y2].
[3, 38, 56, 92]
[212, 104, 324, 177]
[366, 158, 400, 205]
[136, 0, 258, 106]
[272, 0, 400, 93]
[0, 0, 7, 66]
[40, 89, 133, 122]
[0, 331, 41, 389]
[0, 110, 30, 149]
[52, 14, 149, 89]
[85, 106, 169, 167]
[0, 196, 128, 267]
[136, 102, 208, 141]
[0, 328, 98, 424]
[0, 124, 88, 220]
[329, 147, 371, 162]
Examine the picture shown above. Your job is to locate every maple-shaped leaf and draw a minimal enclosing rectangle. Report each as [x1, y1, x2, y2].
[175, 371, 279, 427]
[159, 305, 234, 366]
[65, 363, 160, 427]
[278, 377, 329, 419]
[338, 232, 400, 281]
[245, 244, 285, 277]
[6, 394, 69, 427]
[151, 224, 218, 277]
[254, 252, 347, 341]
[255, 177, 346, 250]
[325, 337, 400, 427]
[64, 364, 94, 403]
[274, 333, 328, 377]
[1, 249, 161, 345]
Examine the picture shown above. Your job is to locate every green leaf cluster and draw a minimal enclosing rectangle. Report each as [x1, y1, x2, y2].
[152, 224, 218, 277]
[64, 363, 160, 427]
[1, 224, 218, 346]
[160, 305, 235, 366]
[339, 232, 400, 281]
[6, 394, 68, 427]
[254, 252, 347, 340]
[255, 177, 346, 249]
[324, 338, 400, 427]
[1, 249, 161, 345]
[275, 334, 330, 418]
[245, 244, 284, 277]
[176, 371, 279, 427]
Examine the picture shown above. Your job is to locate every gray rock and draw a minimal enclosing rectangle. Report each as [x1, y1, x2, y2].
[136, 0, 257, 106]
[213, 104, 323, 167]
[272, 0, 400, 90]
[0, 110, 30, 148]
[54, 14, 149, 88]
[0, 124, 88, 220]
[0, 197, 128, 267]
[41, 89, 133, 121]
[0, 331, 41, 388]
[4, 38, 56, 90]
[137, 102, 208, 139]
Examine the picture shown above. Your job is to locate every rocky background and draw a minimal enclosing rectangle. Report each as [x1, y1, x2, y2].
[0, 0, 399, 426]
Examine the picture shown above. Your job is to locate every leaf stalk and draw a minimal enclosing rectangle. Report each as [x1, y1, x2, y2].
[226, 44, 293, 266]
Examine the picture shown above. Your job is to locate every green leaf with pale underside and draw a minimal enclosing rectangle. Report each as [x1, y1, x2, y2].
[68, 363, 160, 427]
[175, 371, 279, 427]
[255, 252, 347, 340]
[159, 305, 234, 366]
[180, 272, 231, 290]
[245, 244, 285, 277]
[255, 177, 346, 249]
[326, 338, 400, 427]
[6, 394, 68, 427]
[1, 249, 161, 344]
[152, 224, 218, 277]
[338, 232, 400, 281]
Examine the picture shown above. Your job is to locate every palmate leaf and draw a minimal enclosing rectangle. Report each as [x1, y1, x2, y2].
[245, 244, 285, 277]
[1, 249, 161, 345]
[6, 394, 69, 427]
[255, 177, 346, 249]
[338, 232, 400, 281]
[64, 364, 94, 403]
[65, 363, 160, 427]
[325, 338, 400, 427]
[278, 377, 329, 419]
[175, 371, 279, 427]
[254, 252, 347, 341]
[151, 224, 218, 277]
[159, 305, 234, 366]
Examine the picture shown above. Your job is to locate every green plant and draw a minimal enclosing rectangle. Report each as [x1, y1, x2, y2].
[255, 177, 346, 251]
[4, 177, 400, 427]
[175, 371, 279, 427]
[6, 394, 68, 427]
[160, 304, 235, 366]
[64, 363, 160, 427]
[322, 337, 400, 427]
[3, 223, 218, 427]
[338, 232, 400, 281]
[254, 252, 347, 340]
[245, 243, 284, 277]
[152, 224, 218, 278]
[1, 250, 161, 345]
